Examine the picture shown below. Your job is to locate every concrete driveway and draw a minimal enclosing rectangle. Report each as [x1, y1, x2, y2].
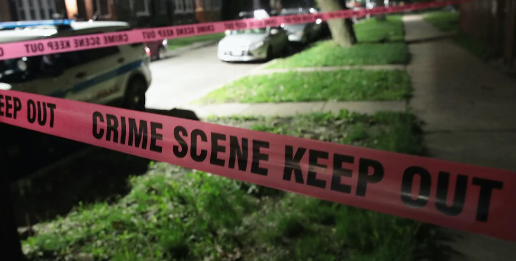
[145, 44, 263, 110]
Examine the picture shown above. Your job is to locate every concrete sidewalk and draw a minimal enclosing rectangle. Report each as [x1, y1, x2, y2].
[181, 101, 406, 118]
[403, 14, 516, 261]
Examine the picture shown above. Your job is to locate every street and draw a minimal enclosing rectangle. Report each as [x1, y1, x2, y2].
[146, 44, 263, 110]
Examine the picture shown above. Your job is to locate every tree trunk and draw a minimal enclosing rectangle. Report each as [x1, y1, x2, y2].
[0, 146, 25, 261]
[316, 0, 357, 47]
[375, 0, 386, 21]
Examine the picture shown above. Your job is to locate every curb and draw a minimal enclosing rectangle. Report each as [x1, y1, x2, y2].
[163, 39, 220, 58]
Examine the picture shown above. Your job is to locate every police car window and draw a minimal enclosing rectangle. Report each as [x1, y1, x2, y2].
[87, 46, 120, 61]
[62, 46, 120, 68]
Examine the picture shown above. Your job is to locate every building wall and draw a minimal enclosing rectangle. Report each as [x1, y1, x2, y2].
[0, 0, 12, 21]
[114, 0, 197, 28]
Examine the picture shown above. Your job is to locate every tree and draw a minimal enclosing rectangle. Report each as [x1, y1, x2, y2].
[375, 0, 386, 21]
[316, 0, 357, 47]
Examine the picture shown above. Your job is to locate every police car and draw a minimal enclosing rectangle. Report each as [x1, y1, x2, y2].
[0, 20, 153, 179]
[0, 19, 152, 111]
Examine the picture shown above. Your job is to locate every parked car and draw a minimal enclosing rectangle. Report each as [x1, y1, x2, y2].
[0, 19, 153, 179]
[218, 10, 289, 62]
[146, 39, 168, 61]
[279, 8, 323, 44]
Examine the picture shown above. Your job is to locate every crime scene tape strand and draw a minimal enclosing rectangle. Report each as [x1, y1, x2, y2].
[0, 0, 473, 61]
[0, 90, 515, 242]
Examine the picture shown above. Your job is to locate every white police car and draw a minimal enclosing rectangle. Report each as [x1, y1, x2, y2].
[0, 20, 153, 178]
[0, 19, 152, 111]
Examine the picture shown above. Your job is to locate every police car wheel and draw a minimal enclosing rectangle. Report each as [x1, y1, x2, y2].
[123, 79, 147, 111]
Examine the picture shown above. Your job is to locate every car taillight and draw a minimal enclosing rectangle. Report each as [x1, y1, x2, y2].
[145, 46, 151, 57]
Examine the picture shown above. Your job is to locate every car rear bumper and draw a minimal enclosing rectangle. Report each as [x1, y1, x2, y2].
[217, 48, 268, 62]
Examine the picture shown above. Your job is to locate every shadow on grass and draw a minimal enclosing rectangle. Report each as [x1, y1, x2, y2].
[10, 108, 200, 232]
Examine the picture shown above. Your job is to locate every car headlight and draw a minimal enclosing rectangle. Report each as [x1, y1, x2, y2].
[162, 39, 168, 45]
[250, 41, 265, 50]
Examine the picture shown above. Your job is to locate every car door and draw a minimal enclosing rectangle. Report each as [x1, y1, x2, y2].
[62, 46, 123, 104]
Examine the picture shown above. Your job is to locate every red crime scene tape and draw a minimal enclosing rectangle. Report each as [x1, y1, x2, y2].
[0, 0, 472, 61]
[0, 90, 515, 242]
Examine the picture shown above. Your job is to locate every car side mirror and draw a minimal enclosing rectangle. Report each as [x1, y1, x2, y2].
[270, 28, 279, 35]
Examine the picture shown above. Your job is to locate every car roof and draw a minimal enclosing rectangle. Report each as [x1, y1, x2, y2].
[0, 20, 131, 44]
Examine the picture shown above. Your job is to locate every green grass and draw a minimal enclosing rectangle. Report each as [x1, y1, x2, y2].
[23, 111, 441, 261]
[168, 33, 225, 50]
[355, 15, 405, 42]
[267, 41, 409, 69]
[195, 69, 412, 104]
[423, 11, 460, 32]
[266, 15, 408, 69]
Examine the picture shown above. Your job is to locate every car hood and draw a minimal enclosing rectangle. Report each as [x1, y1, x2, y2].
[219, 34, 267, 47]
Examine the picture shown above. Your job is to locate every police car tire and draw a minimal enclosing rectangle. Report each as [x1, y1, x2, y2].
[123, 78, 147, 112]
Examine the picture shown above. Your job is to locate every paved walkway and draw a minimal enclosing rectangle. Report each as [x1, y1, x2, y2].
[249, 64, 406, 75]
[403, 15, 458, 42]
[403, 14, 516, 261]
[181, 101, 406, 118]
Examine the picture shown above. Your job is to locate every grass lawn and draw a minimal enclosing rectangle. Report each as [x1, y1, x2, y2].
[355, 15, 404, 42]
[22, 111, 444, 261]
[423, 11, 460, 32]
[195, 69, 411, 104]
[266, 41, 409, 69]
[266, 15, 408, 69]
[168, 33, 225, 50]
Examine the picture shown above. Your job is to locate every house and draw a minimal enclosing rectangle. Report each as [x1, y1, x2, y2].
[0, 0, 222, 28]
[2, 0, 66, 21]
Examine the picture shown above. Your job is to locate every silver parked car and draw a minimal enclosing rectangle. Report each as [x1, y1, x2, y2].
[218, 26, 289, 62]
[280, 8, 323, 44]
